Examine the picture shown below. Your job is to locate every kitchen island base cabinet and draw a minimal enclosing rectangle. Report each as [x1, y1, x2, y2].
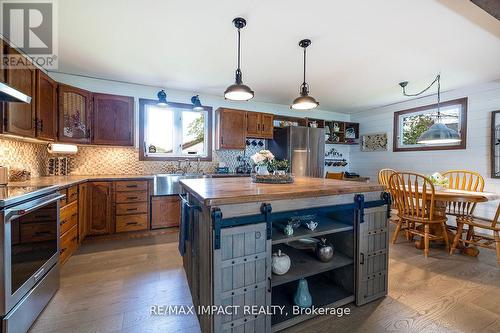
[179, 177, 389, 333]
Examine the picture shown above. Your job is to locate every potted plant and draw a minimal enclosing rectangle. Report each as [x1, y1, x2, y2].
[250, 150, 275, 175]
[269, 159, 290, 175]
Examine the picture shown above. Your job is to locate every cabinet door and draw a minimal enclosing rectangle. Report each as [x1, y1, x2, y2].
[213, 222, 271, 332]
[246, 112, 261, 138]
[4, 46, 36, 137]
[88, 182, 112, 235]
[217, 108, 247, 149]
[356, 206, 389, 305]
[58, 84, 92, 143]
[93, 93, 134, 146]
[35, 70, 57, 141]
[151, 196, 180, 229]
[260, 113, 274, 139]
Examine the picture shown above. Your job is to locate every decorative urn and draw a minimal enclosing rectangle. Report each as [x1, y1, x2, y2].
[271, 249, 291, 275]
[315, 238, 334, 262]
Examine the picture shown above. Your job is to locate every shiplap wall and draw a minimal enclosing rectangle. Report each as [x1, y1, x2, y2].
[350, 80, 500, 218]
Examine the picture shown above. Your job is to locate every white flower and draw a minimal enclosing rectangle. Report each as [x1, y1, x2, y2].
[251, 150, 275, 166]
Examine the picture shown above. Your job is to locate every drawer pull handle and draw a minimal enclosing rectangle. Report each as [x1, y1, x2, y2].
[61, 219, 68, 225]
[60, 248, 66, 254]
[34, 231, 51, 236]
[126, 208, 138, 211]
[126, 222, 138, 226]
[126, 197, 138, 200]
[71, 213, 78, 218]
[35, 215, 51, 219]
[126, 185, 138, 188]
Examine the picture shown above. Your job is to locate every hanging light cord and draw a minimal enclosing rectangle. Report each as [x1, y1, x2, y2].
[303, 46, 307, 85]
[401, 74, 441, 119]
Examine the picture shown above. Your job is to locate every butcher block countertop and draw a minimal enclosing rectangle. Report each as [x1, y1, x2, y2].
[8, 175, 155, 189]
[180, 176, 384, 206]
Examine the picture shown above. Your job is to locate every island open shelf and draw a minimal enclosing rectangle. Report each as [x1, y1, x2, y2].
[271, 244, 354, 287]
[272, 215, 353, 245]
[271, 272, 355, 329]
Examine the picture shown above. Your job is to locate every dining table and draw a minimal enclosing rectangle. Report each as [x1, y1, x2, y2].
[417, 188, 500, 255]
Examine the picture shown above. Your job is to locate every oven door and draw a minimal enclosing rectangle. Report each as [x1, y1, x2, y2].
[2, 192, 64, 315]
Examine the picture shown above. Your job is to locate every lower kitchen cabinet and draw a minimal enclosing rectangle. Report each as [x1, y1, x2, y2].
[59, 185, 80, 265]
[87, 182, 113, 235]
[60, 225, 78, 265]
[114, 180, 149, 233]
[151, 196, 181, 228]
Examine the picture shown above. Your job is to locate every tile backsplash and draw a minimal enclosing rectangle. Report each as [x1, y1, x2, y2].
[0, 137, 267, 177]
[0, 137, 48, 177]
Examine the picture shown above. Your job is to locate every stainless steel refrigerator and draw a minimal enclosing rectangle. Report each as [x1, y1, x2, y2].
[268, 126, 325, 178]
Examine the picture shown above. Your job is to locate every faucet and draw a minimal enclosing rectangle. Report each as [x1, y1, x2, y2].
[195, 158, 201, 174]
[174, 160, 185, 174]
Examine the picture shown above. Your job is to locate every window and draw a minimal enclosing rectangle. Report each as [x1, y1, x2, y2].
[393, 98, 467, 152]
[139, 99, 212, 161]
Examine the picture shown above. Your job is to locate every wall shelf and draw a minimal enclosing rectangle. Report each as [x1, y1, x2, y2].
[271, 244, 354, 287]
[272, 216, 353, 245]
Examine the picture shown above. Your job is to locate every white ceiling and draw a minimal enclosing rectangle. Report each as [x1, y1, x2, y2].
[56, 0, 500, 113]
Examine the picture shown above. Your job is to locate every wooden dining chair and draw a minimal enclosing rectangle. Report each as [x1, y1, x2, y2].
[442, 170, 485, 217]
[389, 172, 449, 257]
[326, 172, 344, 180]
[451, 203, 500, 266]
[378, 168, 397, 189]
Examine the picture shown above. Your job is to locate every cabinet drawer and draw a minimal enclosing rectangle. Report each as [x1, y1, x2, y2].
[116, 202, 148, 215]
[67, 186, 78, 203]
[20, 222, 57, 243]
[60, 225, 78, 264]
[115, 181, 148, 192]
[60, 201, 78, 235]
[116, 214, 148, 232]
[115, 191, 148, 203]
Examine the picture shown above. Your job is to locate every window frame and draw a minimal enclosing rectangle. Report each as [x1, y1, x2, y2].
[392, 97, 467, 152]
[138, 98, 213, 161]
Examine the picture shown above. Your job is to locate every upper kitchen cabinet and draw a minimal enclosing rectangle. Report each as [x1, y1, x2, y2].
[58, 83, 93, 144]
[3, 45, 36, 137]
[216, 108, 247, 149]
[35, 70, 57, 141]
[92, 93, 134, 146]
[246, 112, 273, 139]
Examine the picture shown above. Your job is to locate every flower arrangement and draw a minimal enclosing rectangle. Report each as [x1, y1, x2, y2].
[428, 172, 449, 188]
[269, 159, 290, 172]
[250, 150, 275, 166]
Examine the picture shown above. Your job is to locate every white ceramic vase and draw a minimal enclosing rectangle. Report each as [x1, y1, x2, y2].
[255, 165, 269, 176]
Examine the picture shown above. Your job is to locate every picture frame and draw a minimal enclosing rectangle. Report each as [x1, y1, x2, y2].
[361, 133, 388, 152]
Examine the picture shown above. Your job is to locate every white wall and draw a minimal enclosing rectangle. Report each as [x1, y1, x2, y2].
[349, 80, 500, 218]
[48, 72, 349, 148]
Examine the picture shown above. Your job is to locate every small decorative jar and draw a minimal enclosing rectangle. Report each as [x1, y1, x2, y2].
[272, 249, 291, 275]
[284, 224, 294, 236]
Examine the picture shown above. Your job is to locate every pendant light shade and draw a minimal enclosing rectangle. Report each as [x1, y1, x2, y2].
[400, 75, 461, 145]
[291, 39, 319, 110]
[417, 122, 461, 144]
[157, 89, 168, 107]
[224, 17, 254, 101]
[191, 95, 204, 111]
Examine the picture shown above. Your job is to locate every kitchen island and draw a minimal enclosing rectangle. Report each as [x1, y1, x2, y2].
[179, 177, 389, 333]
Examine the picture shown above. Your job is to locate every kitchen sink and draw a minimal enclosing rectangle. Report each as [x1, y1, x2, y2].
[153, 173, 207, 196]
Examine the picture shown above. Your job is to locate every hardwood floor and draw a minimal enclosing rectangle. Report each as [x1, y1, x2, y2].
[30, 227, 500, 333]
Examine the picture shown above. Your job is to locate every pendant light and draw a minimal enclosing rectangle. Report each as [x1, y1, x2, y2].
[399, 75, 461, 145]
[291, 39, 319, 110]
[157, 89, 168, 107]
[224, 17, 254, 101]
[191, 95, 204, 111]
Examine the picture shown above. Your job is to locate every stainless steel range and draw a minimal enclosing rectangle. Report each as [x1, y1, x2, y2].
[0, 185, 64, 333]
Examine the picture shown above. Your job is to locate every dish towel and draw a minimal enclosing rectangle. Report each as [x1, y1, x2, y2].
[178, 200, 190, 256]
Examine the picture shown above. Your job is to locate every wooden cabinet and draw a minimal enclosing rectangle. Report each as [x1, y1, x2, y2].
[114, 181, 149, 233]
[3, 45, 36, 137]
[216, 108, 247, 149]
[246, 112, 273, 139]
[260, 113, 274, 139]
[92, 93, 134, 146]
[35, 70, 57, 141]
[78, 183, 88, 242]
[60, 225, 78, 265]
[151, 196, 181, 229]
[58, 83, 92, 143]
[87, 182, 113, 235]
